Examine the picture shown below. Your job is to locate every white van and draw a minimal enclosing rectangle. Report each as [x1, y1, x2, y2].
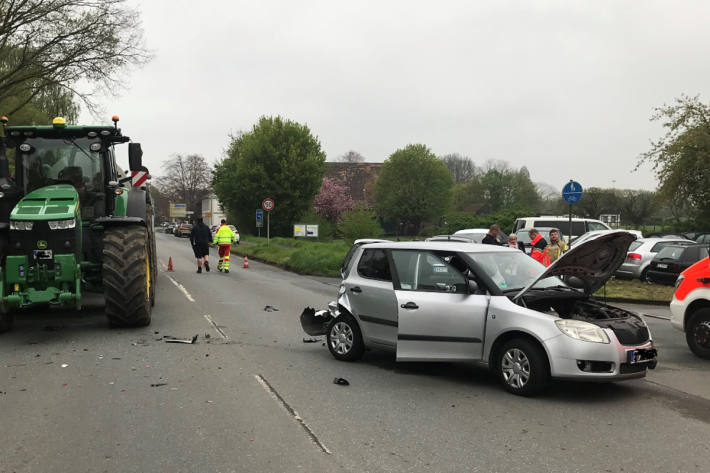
[511, 217, 610, 242]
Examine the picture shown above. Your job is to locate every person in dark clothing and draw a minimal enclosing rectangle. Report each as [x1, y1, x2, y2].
[190, 217, 213, 273]
[482, 224, 503, 245]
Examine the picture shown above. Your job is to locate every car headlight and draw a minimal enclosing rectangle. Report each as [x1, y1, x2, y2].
[674, 275, 684, 292]
[10, 220, 34, 230]
[48, 218, 76, 230]
[555, 319, 610, 344]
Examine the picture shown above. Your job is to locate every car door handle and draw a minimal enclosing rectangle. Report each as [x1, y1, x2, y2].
[400, 302, 419, 310]
[350, 286, 362, 293]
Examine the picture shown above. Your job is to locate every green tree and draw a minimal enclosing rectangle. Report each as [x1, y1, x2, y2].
[374, 144, 453, 233]
[452, 162, 541, 213]
[441, 153, 476, 183]
[213, 116, 326, 235]
[618, 190, 657, 227]
[339, 208, 384, 243]
[0, 0, 150, 116]
[638, 94, 710, 226]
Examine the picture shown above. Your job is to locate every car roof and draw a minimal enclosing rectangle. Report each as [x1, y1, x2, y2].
[637, 237, 693, 244]
[360, 241, 515, 253]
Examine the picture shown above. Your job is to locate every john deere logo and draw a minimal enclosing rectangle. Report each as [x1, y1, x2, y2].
[37, 240, 47, 249]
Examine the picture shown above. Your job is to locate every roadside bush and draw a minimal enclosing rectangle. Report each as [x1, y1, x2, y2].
[419, 224, 441, 238]
[339, 208, 384, 243]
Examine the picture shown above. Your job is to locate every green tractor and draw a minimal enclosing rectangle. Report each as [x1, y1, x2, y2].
[0, 116, 157, 332]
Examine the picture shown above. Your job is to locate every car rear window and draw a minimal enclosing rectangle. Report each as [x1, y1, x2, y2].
[534, 220, 585, 235]
[656, 246, 686, 260]
[628, 241, 642, 252]
[357, 249, 392, 281]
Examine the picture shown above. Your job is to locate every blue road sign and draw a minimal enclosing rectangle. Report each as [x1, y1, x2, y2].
[562, 181, 583, 204]
[256, 209, 263, 221]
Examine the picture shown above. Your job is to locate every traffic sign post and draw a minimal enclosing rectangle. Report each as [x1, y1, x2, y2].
[562, 180, 583, 241]
[262, 198, 274, 244]
[256, 209, 263, 237]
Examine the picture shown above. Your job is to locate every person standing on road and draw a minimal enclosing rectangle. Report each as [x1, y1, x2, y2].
[214, 219, 237, 273]
[190, 217, 213, 273]
[528, 228, 548, 264]
[482, 224, 503, 245]
[507, 234, 525, 252]
[544, 229, 568, 266]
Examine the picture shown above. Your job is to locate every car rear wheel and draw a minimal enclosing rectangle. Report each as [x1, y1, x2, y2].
[640, 267, 650, 282]
[686, 308, 710, 359]
[497, 338, 550, 396]
[326, 314, 364, 361]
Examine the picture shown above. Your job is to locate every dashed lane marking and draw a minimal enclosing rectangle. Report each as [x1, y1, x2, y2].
[254, 374, 331, 455]
[166, 275, 196, 303]
[203, 314, 228, 340]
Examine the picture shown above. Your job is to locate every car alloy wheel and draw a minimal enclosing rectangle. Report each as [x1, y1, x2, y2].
[501, 348, 531, 389]
[330, 321, 354, 355]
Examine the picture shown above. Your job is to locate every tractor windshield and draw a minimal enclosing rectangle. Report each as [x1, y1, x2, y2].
[19, 137, 103, 195]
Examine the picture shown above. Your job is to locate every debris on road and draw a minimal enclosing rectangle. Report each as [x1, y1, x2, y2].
[164, 335, 198, 344]
[333, 377, 350, 386]
[61, 363, 69, 368]
[302, 337, 321, 343]
[150, 383, 168, 388]
[300, 307, 334, 336]
[264, 305, 279, 312]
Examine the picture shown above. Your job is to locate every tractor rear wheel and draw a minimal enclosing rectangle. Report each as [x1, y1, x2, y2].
[103, 225, 152, 327]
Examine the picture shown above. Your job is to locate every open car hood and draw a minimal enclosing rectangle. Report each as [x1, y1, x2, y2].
[513, 231, 637, 300]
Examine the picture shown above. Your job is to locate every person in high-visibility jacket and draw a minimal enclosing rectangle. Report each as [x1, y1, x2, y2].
[213, 219, 237, 273]
[528, 228, 549, 265]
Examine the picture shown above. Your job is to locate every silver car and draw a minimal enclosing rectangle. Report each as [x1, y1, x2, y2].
[302, 232, 657, 396]
[615, 237, 694, 281]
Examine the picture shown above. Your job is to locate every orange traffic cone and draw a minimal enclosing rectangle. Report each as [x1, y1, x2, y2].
[243, 255, 249, 269]
[167, 256, 174, 272]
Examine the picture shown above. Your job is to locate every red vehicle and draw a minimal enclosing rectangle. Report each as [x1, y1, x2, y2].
[670, 256, 710, 359]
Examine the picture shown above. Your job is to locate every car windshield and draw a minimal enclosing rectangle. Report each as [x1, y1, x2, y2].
[19, 137, 103, 194]
[467, 251, 566, 291]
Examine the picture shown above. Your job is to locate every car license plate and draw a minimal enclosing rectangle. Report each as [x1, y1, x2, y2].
[627, 348, 657, 364]
[657, 263, 668, 269]
[33, 249, 52, 259]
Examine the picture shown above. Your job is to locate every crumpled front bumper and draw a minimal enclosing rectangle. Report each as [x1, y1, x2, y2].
[300, 301, 338, 336]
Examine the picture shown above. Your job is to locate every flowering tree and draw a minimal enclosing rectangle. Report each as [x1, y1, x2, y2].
[313, 178, 355, 223]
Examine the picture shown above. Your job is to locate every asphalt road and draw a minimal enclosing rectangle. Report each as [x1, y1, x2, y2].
[1, 233, 709, 473]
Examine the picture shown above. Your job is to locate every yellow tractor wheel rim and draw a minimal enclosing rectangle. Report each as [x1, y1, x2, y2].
[146, 253, 151, 294]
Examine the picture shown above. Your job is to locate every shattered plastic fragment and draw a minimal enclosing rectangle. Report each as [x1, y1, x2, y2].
[61, 363, 69, 368]
[263, 305, 279, 312]
[302, 337, 320, 343]
[333, 377, 350, 386]
[164, 335, 198, 344]
[150, 383, 168, 387]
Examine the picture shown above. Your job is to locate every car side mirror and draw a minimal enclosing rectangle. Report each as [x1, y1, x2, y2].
[128, 143, 143, 171]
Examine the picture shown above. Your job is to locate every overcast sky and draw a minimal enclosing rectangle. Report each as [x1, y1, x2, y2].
[81, 0, 710, 192]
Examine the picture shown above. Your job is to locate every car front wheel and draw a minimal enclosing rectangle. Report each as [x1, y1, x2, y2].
[686, 308, 710, 359]
[497, 338, 550, 396]
[326, 314, 365, 361]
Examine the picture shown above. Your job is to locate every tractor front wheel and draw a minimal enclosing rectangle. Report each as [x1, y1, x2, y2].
[103, 225, 152, 327]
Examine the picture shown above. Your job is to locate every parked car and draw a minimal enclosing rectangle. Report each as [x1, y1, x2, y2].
[210, 224, 241, 244]
[511, 217, 610, 243]
[695, 233, 710, 244]
[426, 235, 479, 243]
[646, 244, 709, 286]
[514, 227, 563, 255]
[614, 237, 695, 281]
[175, 223, 192, 238]
[670, 256, 710, 359]
[165, 224, 176, 234]
[453, 228, 508, 244]
[301, 231, 657, 396]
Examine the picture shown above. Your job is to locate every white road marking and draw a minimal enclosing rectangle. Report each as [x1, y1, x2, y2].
[203, 314, 228, 340]
[254, 374, 331, 455]
[166, 275, 195, 302]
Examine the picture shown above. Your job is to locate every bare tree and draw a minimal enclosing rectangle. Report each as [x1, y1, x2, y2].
[157, 155, 212, 213]
[0, 0, 151, 115]
[339, 150, 365, 163]
[441, 153, 476, 183]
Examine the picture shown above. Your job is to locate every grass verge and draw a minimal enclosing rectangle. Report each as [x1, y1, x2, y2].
[594, 278, 674, 303]
[230, 237, 349, 277]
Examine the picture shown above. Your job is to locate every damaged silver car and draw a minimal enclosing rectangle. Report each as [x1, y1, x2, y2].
[301, 231, 657, 396]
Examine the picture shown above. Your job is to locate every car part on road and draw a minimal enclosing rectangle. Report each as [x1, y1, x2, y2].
[333, 377, 350, 386]
[164, 334, 198, 344]
[150, 383, 168, 387]
[300, 306, 335, 336]
[302, 337, 321, 343]
[264, 305, 279, 312]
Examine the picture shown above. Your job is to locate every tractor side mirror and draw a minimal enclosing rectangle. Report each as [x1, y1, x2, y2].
[128, 143, 143, 171]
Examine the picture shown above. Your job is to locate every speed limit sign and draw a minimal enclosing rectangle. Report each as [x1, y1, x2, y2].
[262, 198, 275, 212]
